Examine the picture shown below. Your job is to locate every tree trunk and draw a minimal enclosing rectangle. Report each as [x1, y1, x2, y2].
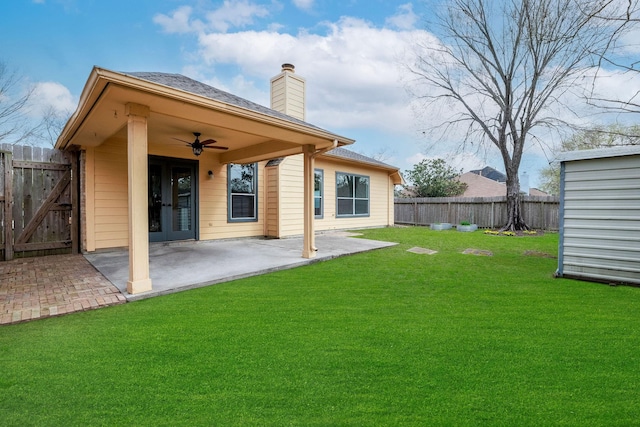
[502, 171, 529, 231]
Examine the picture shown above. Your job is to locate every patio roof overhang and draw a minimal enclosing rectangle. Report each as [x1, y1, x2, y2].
[55, 67, 354, 163]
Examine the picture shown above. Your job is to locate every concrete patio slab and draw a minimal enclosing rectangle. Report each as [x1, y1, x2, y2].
[85, 232, 397, 301]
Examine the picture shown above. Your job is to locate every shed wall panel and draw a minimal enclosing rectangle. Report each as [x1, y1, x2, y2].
[560, 153, 640, 285]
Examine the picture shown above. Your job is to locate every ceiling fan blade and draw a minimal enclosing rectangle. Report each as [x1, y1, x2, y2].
[172, 137, 192, 144]
[200, 139, 217, 145]
[204, 145, 229, 150]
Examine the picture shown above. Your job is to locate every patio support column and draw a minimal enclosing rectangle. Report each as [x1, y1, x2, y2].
[302, 145, 316, 259]
[125, 103, 152, 294]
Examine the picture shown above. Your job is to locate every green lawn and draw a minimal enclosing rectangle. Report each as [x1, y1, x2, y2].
[2, 227, 640, 426]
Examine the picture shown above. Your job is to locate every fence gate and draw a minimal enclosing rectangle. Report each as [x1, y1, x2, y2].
[1, 144, 79, 261]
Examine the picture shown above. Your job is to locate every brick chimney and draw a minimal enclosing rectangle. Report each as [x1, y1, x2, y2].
[270, 63, 306, 121]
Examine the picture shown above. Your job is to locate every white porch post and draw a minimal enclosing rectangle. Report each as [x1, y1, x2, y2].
[125, 103, 152, 294]
[302, 145, 316, 259]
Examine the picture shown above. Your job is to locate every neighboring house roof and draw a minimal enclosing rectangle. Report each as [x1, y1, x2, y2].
[124, 71, 321, 132]
[529, 188, 549, 197]
[458, 171, 506, 197]
[470, 166, 507, 182]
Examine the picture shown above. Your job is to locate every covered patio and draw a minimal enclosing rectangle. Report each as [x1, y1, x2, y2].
[85, 231, 396, 301]
[55, 67, 355, 296]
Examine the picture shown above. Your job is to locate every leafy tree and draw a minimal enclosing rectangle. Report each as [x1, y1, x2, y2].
[539, 124, 640, 195]
[406, 0, 632, 230]
[403, 158, 467, 197]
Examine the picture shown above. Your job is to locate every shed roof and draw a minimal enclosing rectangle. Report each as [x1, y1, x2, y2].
[557, 145, 640, 162]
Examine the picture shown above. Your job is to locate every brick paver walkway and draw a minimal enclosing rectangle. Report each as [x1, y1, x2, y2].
[0, 254, 126, 325]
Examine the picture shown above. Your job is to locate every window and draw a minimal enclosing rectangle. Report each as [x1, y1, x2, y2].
[336, 172, 369, 217]
[314, 169, 323, 218]
[228, 163, 257, 221]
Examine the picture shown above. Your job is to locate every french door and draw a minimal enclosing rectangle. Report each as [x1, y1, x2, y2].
[148, 157, 197, 242]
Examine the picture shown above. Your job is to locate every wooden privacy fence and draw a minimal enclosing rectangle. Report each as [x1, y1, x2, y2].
[395, 196, 560, 230]
[1, 144, 78, 261]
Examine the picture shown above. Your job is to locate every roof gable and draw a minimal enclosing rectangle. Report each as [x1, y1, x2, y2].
[124, 71, 320, 131]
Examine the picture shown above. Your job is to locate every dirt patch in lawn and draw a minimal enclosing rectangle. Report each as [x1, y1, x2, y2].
[462, 248, 494, 256]
[523, 250, 557, 259]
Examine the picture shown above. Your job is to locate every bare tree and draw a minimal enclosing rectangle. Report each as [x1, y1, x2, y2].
[0, 61, 70, 147]
[0, 61, 34, 144]
[406, 0, 632, 230]
[587, 0, 640, 113]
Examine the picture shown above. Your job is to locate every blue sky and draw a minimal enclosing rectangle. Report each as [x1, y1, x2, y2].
[2, 0, 638, 188]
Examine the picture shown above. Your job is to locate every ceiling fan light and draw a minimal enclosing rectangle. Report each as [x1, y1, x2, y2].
[192, 145, 203, 156]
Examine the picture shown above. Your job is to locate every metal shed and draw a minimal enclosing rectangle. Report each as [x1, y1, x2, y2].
[556, 146, 640, 285]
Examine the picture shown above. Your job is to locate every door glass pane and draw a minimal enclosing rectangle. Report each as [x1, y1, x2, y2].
[172, 166, 192, 232]
[149, 164, 162, 232]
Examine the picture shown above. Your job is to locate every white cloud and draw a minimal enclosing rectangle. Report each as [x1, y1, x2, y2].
[153, 5, 197, 34]
[205, 0, 270, 33]
[385, 3, 418, 30]
[292, 0, 314, 11]
[30, 81, 76, 115]
[154, 1, 270, 34]
[193, 16, 426, 136]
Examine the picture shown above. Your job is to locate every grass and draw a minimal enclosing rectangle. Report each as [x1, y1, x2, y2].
[2, 227, 640, 426]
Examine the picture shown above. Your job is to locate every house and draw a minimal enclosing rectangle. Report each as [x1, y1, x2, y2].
[458, 171, 506, 197]
[459, 168, 549, 197]
[555, 145, 640, 286]
[55, 64, 402, 294]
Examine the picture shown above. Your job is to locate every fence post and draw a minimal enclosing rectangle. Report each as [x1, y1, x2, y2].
[491, 202, 495, 229]
[3, 150, 13, 261]
[71, 150, 79, 254]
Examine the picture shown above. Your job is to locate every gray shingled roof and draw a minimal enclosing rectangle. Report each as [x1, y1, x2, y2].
[325, 147, 398, 169]
[123, 71, 323, 131]
[121, 72, 398, 171]
[470, 166, 506, 182]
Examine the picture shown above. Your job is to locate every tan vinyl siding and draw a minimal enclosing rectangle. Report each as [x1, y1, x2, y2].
[93, 137, 128, 249]
[197, 157, 266, 241]
[561, 153, 640, 285]
[277, 155, 304, 237]
[309, 157, 394, 231]
[85, 137, 270, 251]
[264, 165, 280, 237]
[83, 137, 394, 251]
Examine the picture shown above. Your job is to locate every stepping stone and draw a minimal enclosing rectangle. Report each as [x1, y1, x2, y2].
[407, 247, 438, 255]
